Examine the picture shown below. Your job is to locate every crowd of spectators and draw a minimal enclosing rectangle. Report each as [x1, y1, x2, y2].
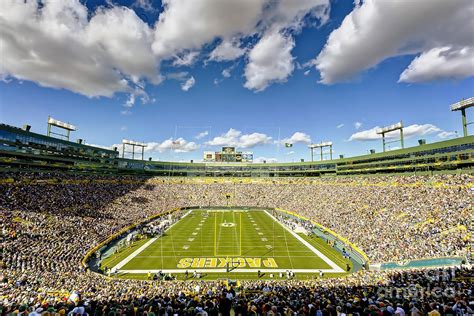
[0, 171, 472, 314]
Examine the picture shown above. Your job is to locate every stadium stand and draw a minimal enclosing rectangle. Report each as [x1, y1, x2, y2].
[0, 124, 473, 314]
[1, 123, 473, 176]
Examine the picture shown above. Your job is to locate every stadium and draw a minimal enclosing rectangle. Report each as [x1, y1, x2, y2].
[1, 0, 474, 315]
[1, 98, 473, 314]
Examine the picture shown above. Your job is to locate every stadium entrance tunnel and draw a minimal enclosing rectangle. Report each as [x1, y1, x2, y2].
[84, 207, 369, 280]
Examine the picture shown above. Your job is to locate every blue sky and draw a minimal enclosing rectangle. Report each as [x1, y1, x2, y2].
[1, 0, 473, 162]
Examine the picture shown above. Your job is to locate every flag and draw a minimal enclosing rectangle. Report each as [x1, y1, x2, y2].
[285, 143, 293, 148]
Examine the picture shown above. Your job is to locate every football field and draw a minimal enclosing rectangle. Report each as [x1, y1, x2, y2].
[103, 209, 350, 279]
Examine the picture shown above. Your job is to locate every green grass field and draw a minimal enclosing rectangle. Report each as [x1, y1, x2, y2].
[102, 209, 351, 280]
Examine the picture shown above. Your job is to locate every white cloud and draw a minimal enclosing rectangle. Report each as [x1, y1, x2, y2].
[132, 0, 156, 12]
[314, 0, 474, 84]
[437, 131, 457, 139]
[354, 122, 362, 130]
[209, 39, 246, 62]
[195, 130, 209, 139]
[254, 156, 277, 163]
[148, 138, 200, 153]
[153, 0, 329, 90]
[222, 68, 232, 78]
[120, 126, 128, 131]
[172, 51, 200, 67]
[167, 71, 196, 91]
[124, 94, 136, 108]
[206, 128, 272, 148]
[167, 72, 189, 80]
[181, 76, 196, 91]
[304, 70, 311, 76]
[399, 46, 474, 83]
[260, 0, 330, 32]
[244, 30, 295, 92]
[349, 127, 385, 141]
[1, 0, 332, 97]
[113, 137, 199, 155]
[286, 151, 295, 155]
[281, 132, 311, 145]
[404, 124, 442, 137]
[337, 123, 344, 128]
[349, 123, 442, 141]
[152, 0, 267, 59]
[0, 0, 160, 98]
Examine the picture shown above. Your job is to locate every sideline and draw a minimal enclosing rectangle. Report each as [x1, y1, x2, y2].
[112, 210, 192, 271]
[120, 268, 344, 274]
[263, 210, 344, 273]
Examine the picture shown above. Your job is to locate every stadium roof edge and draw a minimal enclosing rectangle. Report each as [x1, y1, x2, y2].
[0, 123, 117, 154]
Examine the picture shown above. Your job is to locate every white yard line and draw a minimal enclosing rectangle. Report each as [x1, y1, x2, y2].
[113, 238, 158, 270]
[119, 268, 342, 274]
[263, 210, 344, 273]
[281, 224, 294, 269]
[112, 210, 192, 271]
[114, 209, 344, 274]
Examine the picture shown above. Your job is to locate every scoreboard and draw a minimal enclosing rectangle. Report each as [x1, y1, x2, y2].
[203, 147, 253, 162]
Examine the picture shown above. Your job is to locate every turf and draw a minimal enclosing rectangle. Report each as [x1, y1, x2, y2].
[106, 209, 350, 279]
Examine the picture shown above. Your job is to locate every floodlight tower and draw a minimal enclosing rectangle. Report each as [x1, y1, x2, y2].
[450, 97, 473, 137]
[47, 116, 77, 141]
[308, 144, 317, 162]
[122, 139, 147, 160]
[309, 142, 333, 161]
[376, 121, 404, 152]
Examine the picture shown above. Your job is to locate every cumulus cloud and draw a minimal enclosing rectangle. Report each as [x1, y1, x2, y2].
[1, 0, 332, 97]
[195, 131, 209, 139]
[0, 0, 160, 98]
[349, 124, 442, 141]
[153, 0, 329, 90]
[209, 39, 246, 62]
[181, 76, 196, 91]
[399, 46, 474, 83]
[152, 0, 267, 59]
[314, 0, 474, 84]
[254, 156, 278, 163]
[437, 131, 457, 139]
[113, 137, 199, 155]
[132, 0, 156, 12]
[147, 138, 200, 153]
[206, 128, 272, 148]
[281, 132, 311, 145]
[244, 30, 295, 91]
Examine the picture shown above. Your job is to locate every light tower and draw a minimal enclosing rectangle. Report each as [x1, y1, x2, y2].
[450, 97, 473, 137]
[376, 121, 404, 152]
[308, 144, 317, 162]
[308, 142, 333, 161]
[122, 139, 147, 160]
[47, 116, 77, 141]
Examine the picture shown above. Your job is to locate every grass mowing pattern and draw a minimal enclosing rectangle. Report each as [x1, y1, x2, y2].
[107, 209, 350, 279]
